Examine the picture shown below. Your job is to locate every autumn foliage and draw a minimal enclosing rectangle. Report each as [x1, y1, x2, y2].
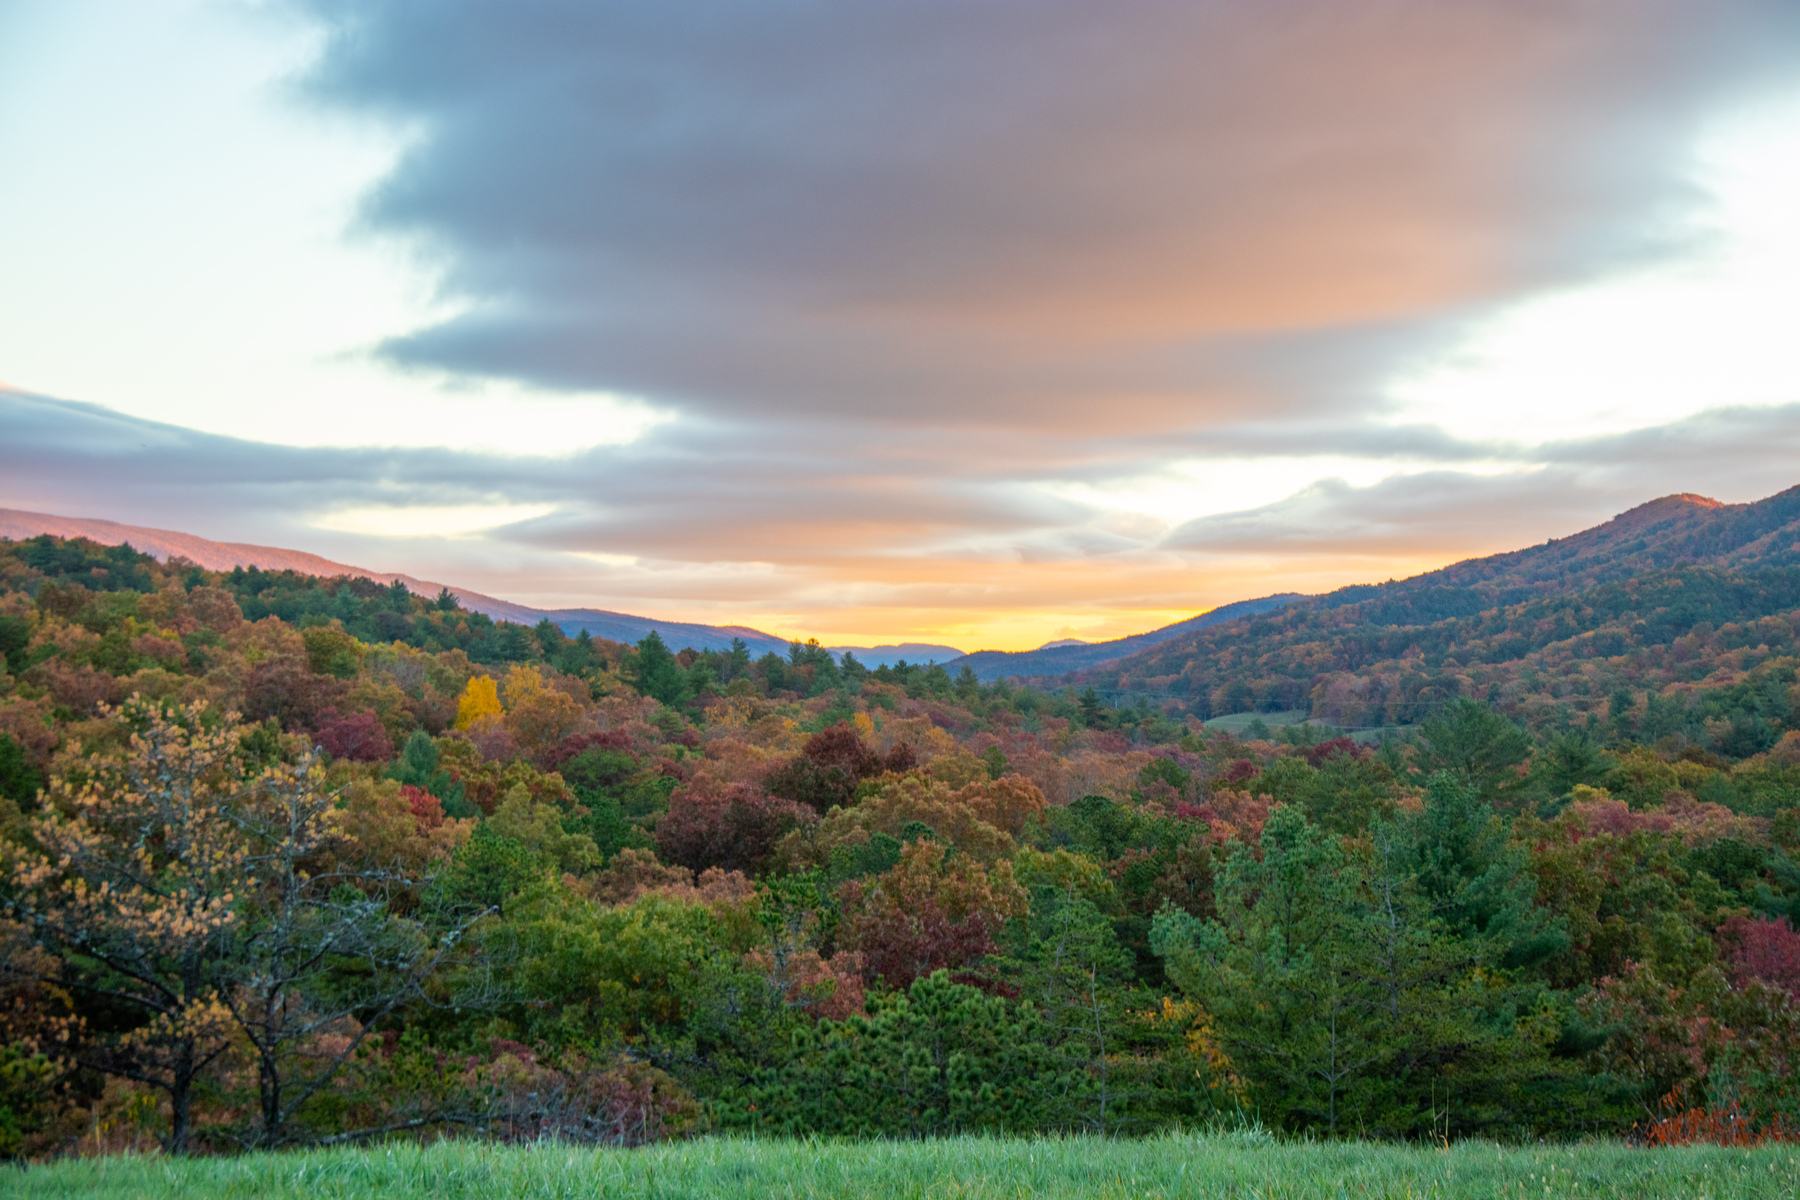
[12, 532, 1800, 1152]
[655, 783, 816, 876]
[838, 840, 1028, 989]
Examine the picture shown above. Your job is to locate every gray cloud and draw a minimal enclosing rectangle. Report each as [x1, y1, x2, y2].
[0, 390, 1086, 566]
[1162, 405, 1800, 556]
[1162, 469, 1622, 556]
[295, 0, 1800, 428]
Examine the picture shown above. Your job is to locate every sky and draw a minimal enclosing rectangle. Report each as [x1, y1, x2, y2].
[3, 0, 1800, 652]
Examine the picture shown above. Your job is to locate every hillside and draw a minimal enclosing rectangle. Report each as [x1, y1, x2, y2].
[959, 488, 1800, 689]
[1061, 486, 1800, 726]
[952, 593, 1305, 681]
[1305, 488, 1800, 617]
[0, 508, 962, 664]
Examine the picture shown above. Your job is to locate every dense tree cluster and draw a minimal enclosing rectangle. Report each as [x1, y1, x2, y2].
[2, 533, 1800, 1156]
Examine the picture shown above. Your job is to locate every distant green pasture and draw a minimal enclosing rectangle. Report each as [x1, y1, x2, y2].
[1203, 710, 1410, 745]
[1203, 709, 1312, 732]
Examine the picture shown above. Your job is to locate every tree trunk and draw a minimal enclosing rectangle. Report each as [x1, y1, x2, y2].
[165, 1052, 196, 1155]
[260, 1042, 284, 1148]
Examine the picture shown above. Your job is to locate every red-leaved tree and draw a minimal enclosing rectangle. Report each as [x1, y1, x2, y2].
[311, 708, 395, 763]
[837, 839, 1027, 988]
[401, 784, 446, 830]
[1719, 914, 1800, 998]
[655, 783, 815, 876]
[764, 722, 919, 812]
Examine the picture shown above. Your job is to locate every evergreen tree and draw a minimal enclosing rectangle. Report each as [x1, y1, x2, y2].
[998, 885, 1136, 1130]
[388, 730, 472, 818]
[1397, 773, 1564, 967]
[747, 971, 1057, 1137]
[0, 733, 43, 811]
[726, 637, 751, 680]
[1412, 699, 1531, 805]
[1152, 805, 1375, 1134]
[1155, 799, 1565, 1137]
[630, 631, 689, 707]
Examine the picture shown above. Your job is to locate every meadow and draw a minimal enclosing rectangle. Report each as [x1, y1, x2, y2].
[5, 1135, 1799, 1200]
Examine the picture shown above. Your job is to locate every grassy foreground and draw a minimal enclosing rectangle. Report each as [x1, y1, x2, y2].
[6, 1134, 1800, 1200]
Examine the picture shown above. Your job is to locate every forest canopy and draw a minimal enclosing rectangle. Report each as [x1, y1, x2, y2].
[3, 533, 1800, 1156]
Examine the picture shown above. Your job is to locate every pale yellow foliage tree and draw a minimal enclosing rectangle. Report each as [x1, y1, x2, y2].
[1, 700, 299, 1151]
[0, 699, 475, 1152]
[487, 783, 601, 875]
[770, 774, 1029, 871]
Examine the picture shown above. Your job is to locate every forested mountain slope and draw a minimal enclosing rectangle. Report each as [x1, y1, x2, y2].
[1306, 487, 1800, 617]
[0, 507, 795, 652]
[1061, 487, 1800, 726]
[952, 593, 1304, 681]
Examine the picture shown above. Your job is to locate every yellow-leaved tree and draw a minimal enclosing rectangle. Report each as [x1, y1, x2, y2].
[454, 675, 504, 730]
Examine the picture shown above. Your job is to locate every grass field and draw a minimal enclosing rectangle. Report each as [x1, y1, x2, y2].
[1201, 711, 1403, 745]
[5, 1134, 1799, 1199]
[1202, 710, 1314, 733]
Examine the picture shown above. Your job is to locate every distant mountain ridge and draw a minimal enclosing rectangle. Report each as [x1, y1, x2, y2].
[1310, 490, 1800, 611]
[0, 508, 965, 665]
[951, 593, 1307, 681]
[38, 487, 1782, 684]
[1077, 485, 1800, 709]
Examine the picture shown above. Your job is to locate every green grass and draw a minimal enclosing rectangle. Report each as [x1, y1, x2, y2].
[6, 1134, 1800, 1199]
[1204, 710, 1313, 732]
[1202, 711, 1408, 745]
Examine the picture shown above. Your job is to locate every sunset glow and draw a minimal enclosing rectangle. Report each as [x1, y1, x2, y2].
[4, 1, 1799, 650]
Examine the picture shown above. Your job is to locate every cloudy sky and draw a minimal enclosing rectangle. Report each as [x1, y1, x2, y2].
[4, 0, 1800, 651]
